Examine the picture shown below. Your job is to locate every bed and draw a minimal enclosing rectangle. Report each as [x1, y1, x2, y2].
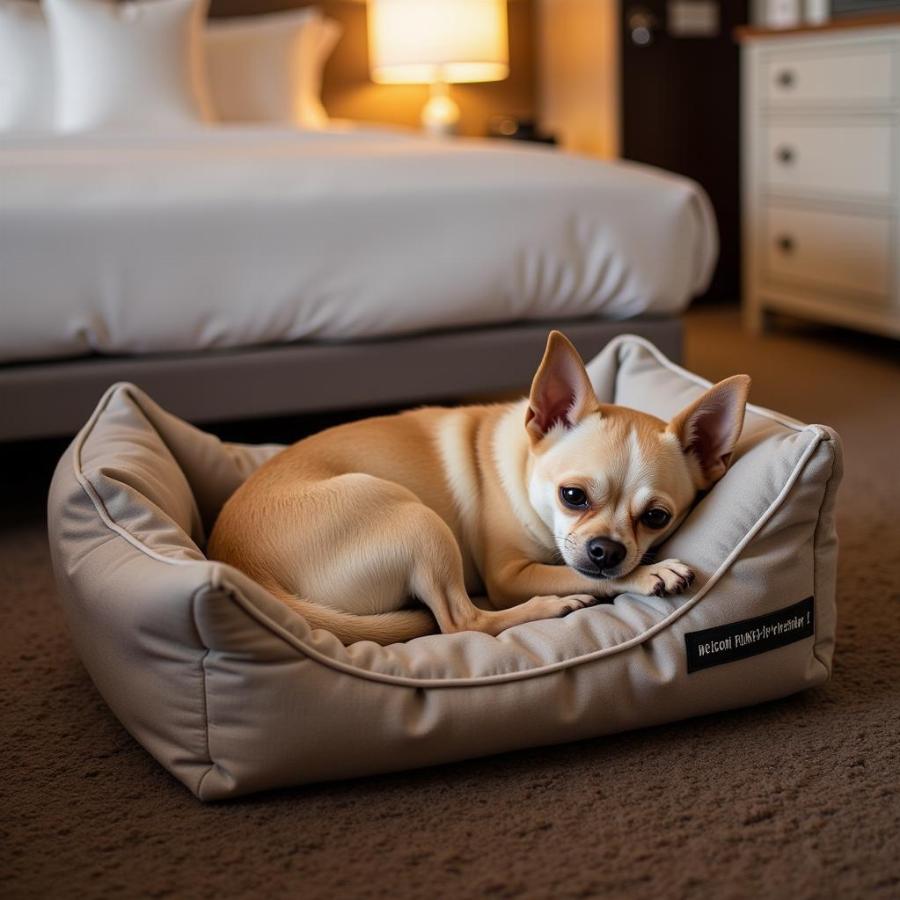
[0, 125, 717, 439]
[47, 336, 841, 799]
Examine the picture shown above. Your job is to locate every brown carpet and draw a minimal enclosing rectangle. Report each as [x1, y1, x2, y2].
[2, 306, 899, 899]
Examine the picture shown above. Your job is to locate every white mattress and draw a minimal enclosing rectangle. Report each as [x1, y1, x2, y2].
[0, 126, 717, 364]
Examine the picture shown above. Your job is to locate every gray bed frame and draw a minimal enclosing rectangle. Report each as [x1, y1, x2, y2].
[0, 317, 682, 442]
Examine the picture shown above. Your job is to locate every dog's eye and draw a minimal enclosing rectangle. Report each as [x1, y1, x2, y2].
[559, 486, 589, 510]
[641, 507, 672, 529]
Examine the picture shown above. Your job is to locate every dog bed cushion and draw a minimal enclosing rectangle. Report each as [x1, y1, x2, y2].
[48, 336, 842, 800]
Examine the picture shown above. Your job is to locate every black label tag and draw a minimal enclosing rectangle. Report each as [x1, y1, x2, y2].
[685, 597, 814, 674]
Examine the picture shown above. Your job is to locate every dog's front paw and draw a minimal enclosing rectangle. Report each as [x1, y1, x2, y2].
[529, 593, 600, 618]
[630, 559, 695, 597]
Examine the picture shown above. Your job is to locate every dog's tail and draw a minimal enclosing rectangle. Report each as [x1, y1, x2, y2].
[260, 582, 438, 646]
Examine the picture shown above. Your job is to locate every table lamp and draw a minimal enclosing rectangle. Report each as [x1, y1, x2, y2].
[368, 0, 509, 136]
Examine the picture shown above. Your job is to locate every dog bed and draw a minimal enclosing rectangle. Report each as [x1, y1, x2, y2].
[48, 336, 842, 801]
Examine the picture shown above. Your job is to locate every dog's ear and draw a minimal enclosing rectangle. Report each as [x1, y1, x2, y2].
[526, 331, 597, 443]
[667, 375, 751, 488]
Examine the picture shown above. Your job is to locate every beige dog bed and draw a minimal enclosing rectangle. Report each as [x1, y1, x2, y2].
[48, 336, 842, 800]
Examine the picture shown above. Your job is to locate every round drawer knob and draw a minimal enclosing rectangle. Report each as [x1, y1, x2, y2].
[776, 145, 795, 164]
[776, 69, 796, 89]
[776, 235, 795, 254]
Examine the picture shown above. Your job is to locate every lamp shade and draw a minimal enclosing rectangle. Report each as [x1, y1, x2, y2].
[368, 0, 509, 85]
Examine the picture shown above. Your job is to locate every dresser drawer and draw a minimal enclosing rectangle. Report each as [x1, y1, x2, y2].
[763, 46, 895, 106]
[764, 205, 892, 299]
[764, 123, 894, 199]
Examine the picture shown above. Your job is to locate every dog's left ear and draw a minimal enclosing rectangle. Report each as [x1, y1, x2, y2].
[667, 375, 751, 488]
[526, 331, 597, 444]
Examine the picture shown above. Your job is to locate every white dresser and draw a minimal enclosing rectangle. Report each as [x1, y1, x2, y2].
[741, 21, 900, 338]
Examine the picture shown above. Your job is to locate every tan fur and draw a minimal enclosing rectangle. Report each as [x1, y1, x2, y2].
[208, 332, 750, 645]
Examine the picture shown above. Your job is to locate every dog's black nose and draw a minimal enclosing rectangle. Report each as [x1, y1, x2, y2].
[587, 538, 626, 569]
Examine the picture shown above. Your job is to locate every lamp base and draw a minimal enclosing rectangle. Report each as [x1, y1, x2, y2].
[421, 82, 460, 137]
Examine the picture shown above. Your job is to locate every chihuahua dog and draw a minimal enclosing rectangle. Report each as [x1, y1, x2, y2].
[209, 332, 749, 645]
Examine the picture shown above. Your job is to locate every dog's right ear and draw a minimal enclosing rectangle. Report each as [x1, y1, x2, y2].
[667, 374, 751, 488]
[526, 331, 597, 444]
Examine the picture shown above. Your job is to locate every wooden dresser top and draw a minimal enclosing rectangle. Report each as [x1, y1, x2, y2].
[736, 12, 900, 41]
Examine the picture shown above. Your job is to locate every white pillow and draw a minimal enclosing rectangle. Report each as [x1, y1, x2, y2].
[206, 9, 341, 128]
[44, 0, 212, 132]
[0, 0, 53, 130]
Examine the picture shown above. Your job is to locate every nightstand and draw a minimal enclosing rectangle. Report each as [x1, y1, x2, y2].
[739, 17, 900, 338]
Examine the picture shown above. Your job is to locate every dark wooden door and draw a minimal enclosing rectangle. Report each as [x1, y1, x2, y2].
[620, 1, 748, 302]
